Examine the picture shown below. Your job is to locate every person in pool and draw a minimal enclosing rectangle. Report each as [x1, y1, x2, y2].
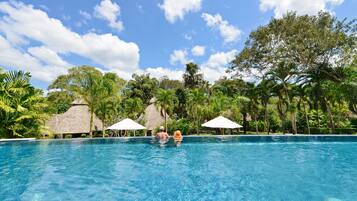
[173, 130, 183, 145]
[155, 126, 169, 142]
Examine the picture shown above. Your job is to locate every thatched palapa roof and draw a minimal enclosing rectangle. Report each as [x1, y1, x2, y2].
[139, 98, 168, 131]
[46, 100, 103, 134]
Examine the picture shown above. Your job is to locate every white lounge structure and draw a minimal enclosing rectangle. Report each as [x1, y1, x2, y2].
[202, 116, 242, 134]
[108, 118, 146, 136]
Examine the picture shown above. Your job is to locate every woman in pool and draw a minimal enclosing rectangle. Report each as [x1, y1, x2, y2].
[173, 130, 183, 145]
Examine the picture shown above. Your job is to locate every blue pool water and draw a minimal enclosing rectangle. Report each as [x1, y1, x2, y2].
[1, 136, 357, 201]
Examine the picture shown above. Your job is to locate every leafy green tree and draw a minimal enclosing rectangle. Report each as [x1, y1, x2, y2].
[0, 70, 48, 138]
[124, 74, 158, 105]
[155, 89, 178, 131]
[183, 62, 204, 89]
[186, 89, 207, 134]
[174, 88, 188, 118]
[122, 97, 144, 120]
[49, 66, 125, 137]
[94, 73, 125, 136]
[233, 95, 251, 134]
[212, 77, 246, 97]
[158, 76, 183, 90]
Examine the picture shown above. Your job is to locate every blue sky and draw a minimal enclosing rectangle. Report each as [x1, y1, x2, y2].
[0, 0, 356, 89]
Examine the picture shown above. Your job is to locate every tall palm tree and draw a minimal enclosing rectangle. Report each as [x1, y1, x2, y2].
[155, 89, 177, 132]
[51, 66, 107, 137]
[186, 89, 206, 134]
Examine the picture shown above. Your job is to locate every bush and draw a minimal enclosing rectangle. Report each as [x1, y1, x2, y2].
[309, 127, 330, 134]
[64, 134, 72, 138]
[81, 134, 87, 138]
[334, 128, 356, 134]
[166, 118, 194, 135]
[309, 127, 356, 134]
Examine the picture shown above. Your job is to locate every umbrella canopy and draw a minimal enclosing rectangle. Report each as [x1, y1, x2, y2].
[202, 116, 242, 129]
[108, 118, 146, 130]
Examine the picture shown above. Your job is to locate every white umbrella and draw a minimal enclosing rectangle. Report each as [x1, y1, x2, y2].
[202, 116, 242, 129]
[108, 118, 146, 136]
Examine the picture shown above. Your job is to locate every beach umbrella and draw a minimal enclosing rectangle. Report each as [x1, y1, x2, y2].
[108, 118, 146, 136]
[202, 116, 242, 134]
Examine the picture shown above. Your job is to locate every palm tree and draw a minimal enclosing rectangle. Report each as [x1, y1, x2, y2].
[233, 95, 251, 134]
[95, 73, 125, 137]
[155, 89, 177, 132]
[50, 66, 107, 137]
[0, 70, 48, 138]
[186, 89, 206, 134]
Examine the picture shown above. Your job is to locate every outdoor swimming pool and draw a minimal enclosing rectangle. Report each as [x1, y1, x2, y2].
[1, 136, 357, 201]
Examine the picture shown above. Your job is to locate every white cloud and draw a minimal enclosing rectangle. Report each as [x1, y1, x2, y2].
[79, 10, 91, 20]
[259, 0, 344, 18]
[0, 1, 139, 82]
[140, 67, 184, 80]
[94, 0, 123, 32]
[147, 49, 238, 83]
[201, 13, 242, 44]
[28, 46, 71, 67]
[159, 0, 202, 23]
[201, 49, 238, 82]
[0, 35, 68, 82]
[169, 49, 190, 65]
[191, 45, 205, 56]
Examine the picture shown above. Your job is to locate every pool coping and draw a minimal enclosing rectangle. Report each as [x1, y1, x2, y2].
[0, 138, 36, 142]
[33, 134, 357, 142]
[1, 135, 357, 143]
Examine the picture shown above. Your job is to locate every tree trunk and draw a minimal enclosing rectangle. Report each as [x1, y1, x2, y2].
[291, 111, 297, 134]
[243, 113, 247, 134]
[196, 119, 199, 135]
[102, 121, 106, 138]
[164, 112, 167, 133]
[303, 103, 310, 134]
[254, 115, 259, 134]
[316, 104, 320, 128]
[264, 104, 270, 134]
[277, 101, 285, 134]
[325, 99, 335, 134]
[89, 110, 94, 138]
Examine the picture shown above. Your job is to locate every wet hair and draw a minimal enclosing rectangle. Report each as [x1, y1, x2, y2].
[174, 130, 182, 136]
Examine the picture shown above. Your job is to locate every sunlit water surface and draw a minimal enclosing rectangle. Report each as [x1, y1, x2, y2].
[1, 136, 357, 201]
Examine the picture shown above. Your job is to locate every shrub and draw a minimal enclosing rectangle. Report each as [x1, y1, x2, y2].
[166, 118, 194, 135]
[64, 134, 72, 138]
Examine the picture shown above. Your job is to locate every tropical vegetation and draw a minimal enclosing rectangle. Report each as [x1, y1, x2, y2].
[0, 12, 356, 138]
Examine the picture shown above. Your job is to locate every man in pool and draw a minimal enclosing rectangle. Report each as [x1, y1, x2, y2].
[155, 126, 169, 142]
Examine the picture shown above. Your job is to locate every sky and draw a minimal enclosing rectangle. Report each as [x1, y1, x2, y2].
[0, 0, 356, 89]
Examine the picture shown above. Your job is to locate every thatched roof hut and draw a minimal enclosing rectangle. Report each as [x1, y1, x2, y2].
[46, 100, 103, 136]
[139, 98, 168, 132]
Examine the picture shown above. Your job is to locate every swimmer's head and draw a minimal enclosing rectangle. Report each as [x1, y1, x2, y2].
[159, 126, 165, 131]
[174, 130, 181, 136]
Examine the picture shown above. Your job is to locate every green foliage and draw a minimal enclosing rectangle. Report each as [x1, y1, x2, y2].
[48, 66, 125, 137]
[121, 97, 144, 119]
[155, 89, 178, 131]
[183, 63, 205, 89]
[231, 12, 356, 134]
[0, 70, 48, 138]
[124, 74, 158, 105]
[166, 118, 194, 135]
[158, 76, 183, 90]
